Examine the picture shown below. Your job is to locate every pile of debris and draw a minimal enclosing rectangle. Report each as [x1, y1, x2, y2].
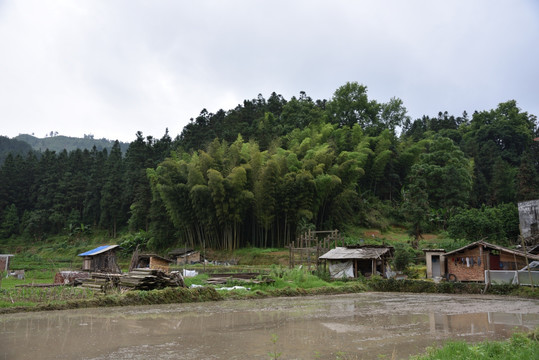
[75, 269, 185, 292]
[54, 271, 90, 285]
[119, 269, 185, 290]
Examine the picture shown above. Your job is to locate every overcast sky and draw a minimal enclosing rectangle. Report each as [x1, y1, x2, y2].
[1, 1, 538, 143]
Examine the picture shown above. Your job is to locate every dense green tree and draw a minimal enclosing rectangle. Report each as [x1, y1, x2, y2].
[83, 147, 107, 227]
[516, 150, 539, 201]
[410, 137, 472, 210]
[326, 82, 381, 131]
[402, 169, 429, 248]
[379, 97, 410, 133]
[1, 204, 19, 238]
[100, 141, 125, 237]
[448, 204, 519, 245]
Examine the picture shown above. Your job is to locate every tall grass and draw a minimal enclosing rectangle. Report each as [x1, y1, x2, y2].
[411, 330, 538, 360]
[0, 286, 97, 307]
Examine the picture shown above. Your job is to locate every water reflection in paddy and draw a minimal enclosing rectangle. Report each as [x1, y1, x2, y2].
[1, 292, 537, 359]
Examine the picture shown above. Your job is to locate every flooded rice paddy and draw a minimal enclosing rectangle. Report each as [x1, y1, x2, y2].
[1, 292, 538, 359]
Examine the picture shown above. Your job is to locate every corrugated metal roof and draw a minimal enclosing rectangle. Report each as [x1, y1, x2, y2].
[444, 240, 539, 260]
[78, 245, 119, 257]
[169, 248, 195, 256]
[320, 247, 392, 260]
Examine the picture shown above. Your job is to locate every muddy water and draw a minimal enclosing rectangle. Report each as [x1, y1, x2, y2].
[1, 293, 538, 360]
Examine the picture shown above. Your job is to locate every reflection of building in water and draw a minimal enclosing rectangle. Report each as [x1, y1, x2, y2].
[429, 312, 538, 335]
[488, 312, 539, 328]
[429, 313, 491, 335]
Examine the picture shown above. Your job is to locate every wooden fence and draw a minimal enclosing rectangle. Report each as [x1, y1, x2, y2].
[289, 230, 342, 270]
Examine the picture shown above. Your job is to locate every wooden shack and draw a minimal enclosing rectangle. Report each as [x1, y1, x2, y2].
[319, 246, 394, 279]
[132, 254, 174, 272]
[443, 240, 539, 282]
[78, 245, 121, 273]
[169, 248, 201, 265]
[423, 249, 446, 279]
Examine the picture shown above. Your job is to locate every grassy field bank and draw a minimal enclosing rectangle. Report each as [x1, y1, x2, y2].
[1, 264, 536, 314]
[411, 330, 538, 360]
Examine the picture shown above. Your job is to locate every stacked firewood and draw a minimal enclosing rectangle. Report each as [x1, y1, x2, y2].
[77, 270, 185, 292]
[78, 273, 122, 291]
[119, 269, 185, 290]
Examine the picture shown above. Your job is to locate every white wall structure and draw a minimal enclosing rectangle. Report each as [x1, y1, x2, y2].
[518, 199, 539, 239]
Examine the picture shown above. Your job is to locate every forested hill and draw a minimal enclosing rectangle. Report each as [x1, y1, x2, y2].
[0, 136, 33, 164]
[14, 134, 129, 154]
[0, 82, 538, 253]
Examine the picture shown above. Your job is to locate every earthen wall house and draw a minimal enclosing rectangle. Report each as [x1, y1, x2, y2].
[149, 256, 172, 272]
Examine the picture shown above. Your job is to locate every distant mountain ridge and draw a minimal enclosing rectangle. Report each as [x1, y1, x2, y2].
[13, 134, 130, 154]
[0, 136, 34, 164]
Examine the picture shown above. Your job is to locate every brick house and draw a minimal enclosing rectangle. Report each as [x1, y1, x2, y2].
[442, 240, 539, 282]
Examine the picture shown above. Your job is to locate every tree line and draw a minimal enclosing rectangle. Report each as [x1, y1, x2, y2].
[0, 82, 537, 250]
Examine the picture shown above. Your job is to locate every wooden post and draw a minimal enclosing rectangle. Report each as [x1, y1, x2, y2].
[520, 230, 534, 289]
[316, 243, 320, 271]
[289, 241, 293, 269]
[486, 247, 491, 286]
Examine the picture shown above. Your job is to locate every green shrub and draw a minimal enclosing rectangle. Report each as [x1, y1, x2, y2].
[393, 245, 413, 271]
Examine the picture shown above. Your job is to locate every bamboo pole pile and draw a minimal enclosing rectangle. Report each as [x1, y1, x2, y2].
[76, 270, 185, 292]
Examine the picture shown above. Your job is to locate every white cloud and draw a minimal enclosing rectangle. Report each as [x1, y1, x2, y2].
[0, 1, 538, 142]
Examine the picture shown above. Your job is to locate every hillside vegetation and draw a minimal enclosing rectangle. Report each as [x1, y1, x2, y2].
[0, 136, 33, 164]
[13, 133, 129, 154]
[0, 82, 538, 255]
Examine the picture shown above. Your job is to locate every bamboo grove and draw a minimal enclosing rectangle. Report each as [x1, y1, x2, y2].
[0, 82, 538, 250]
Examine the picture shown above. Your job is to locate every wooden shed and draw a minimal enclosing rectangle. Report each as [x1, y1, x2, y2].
[132, 254, 174, 272]
[78, 245, 121, 273]
[442, 240, 539, 282]
[319, 246, 394, 279]
[169, 248, 201, 265]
